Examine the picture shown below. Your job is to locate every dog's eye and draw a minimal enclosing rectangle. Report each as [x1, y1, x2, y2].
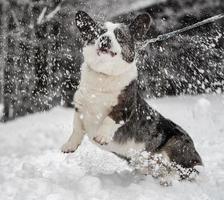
[86, 27, 107, 44]
[100, 28, 107, 35]
[115, 29, 126, 43]
[97, 25, 107, 36]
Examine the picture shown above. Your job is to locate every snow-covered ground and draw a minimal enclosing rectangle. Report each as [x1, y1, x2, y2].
[0, 94, 224, 200]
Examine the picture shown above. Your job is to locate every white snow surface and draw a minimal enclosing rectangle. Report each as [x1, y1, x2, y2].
[0, 94, 224, 200]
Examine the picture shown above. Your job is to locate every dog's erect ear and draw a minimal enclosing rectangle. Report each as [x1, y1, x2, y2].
[129, 13, 152, 41]
[75, 11, 101, 42]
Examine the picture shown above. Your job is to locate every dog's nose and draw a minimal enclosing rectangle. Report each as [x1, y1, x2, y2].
[99, 36, 111, 50]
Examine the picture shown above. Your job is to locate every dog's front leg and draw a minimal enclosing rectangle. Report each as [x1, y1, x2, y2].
[61, 110, 85, 153]
[93, 117, 120, 145]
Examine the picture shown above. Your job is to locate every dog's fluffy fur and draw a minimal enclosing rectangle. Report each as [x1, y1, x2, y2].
[62, 11, 202, 171]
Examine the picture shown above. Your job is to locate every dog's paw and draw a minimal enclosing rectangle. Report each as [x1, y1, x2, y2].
[93, 134, 112, 145]
[61, 142, 79, 153]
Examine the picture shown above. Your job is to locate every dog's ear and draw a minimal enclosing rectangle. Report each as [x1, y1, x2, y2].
[75, 11, 101, 42]
[129, 13, 152, 41]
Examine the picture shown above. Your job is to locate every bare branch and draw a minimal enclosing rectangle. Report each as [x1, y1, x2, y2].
[37, 7, 47, 25]
[11, 10, 21, 29]
[46, 3, 61, 21]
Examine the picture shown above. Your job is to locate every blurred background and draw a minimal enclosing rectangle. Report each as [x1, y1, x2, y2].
[0, 0, 223, 122]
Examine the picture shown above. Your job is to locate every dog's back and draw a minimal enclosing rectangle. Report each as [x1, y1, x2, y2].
[109, 80, 202, 169]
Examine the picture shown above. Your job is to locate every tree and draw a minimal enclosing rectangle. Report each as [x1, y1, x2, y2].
[137, 0, 224, 97]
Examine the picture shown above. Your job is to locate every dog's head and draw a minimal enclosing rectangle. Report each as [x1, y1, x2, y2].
[75, 11, 151, 76]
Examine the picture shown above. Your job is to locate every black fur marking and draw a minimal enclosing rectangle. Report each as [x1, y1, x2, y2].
[129, 13, 151, 41]
[109, 80, 136, 124]
[114, 27, 135, 63]
[110, 80, 202, 169]
[75, 11, 104, 43]
[112, 152, 131, 163]
[160, 134, 203, 168]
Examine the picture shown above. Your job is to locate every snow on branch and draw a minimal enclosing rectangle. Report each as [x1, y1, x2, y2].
[37, 7, 47, 25]
[137, 13, 224, 50]
[37, 3, 62, 25]
[11, 10, 21, 29]
[46, 4, 61, 21]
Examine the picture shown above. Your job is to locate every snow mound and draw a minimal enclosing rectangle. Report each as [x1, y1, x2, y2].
[0, 94, 224, 200]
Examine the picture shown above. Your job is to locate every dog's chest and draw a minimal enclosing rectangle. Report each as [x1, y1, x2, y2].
[75, 88, 120, 129]
[74, 64, 137, 134]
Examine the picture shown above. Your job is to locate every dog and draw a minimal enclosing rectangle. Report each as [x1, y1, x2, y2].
[61, 11, 202, 175]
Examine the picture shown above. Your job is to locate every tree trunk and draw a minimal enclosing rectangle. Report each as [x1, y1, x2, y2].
[1, 3, 10, 122]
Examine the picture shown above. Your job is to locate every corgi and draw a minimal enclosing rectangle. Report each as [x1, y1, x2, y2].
[61, 11, 202, 176]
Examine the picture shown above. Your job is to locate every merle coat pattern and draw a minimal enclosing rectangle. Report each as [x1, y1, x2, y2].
[61, 11, 202, 170]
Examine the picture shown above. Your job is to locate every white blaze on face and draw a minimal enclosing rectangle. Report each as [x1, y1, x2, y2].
[101, 22, 122, 54]
[83, 22, 136, 76]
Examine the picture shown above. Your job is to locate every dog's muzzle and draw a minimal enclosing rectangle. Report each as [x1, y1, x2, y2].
[97, 35, 117, 57]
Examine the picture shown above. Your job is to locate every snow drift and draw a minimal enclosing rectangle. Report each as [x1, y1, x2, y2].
[0, 94, 224, 200]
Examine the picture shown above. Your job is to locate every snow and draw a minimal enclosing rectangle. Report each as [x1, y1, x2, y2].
[0, 94, 224, 200]
[75, 0, 165, 20]
[37, 7, 47, 25]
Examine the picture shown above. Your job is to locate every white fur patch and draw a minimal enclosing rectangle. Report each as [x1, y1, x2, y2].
[93, 117, 121, 145]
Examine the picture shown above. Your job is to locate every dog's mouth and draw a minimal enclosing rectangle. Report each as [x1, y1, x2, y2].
[97, 49, 117, 57]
